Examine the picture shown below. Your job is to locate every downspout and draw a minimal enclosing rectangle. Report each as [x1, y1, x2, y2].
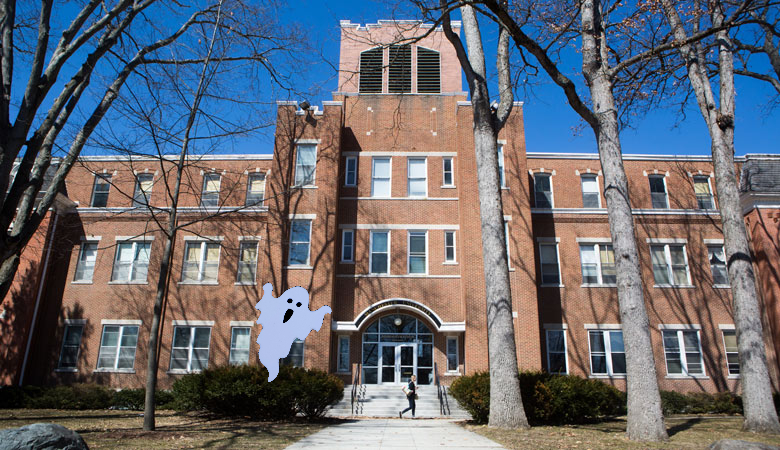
[19, 211, 59, 386]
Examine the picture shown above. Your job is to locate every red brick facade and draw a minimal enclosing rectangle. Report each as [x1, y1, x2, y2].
[1, 21, 779, 394]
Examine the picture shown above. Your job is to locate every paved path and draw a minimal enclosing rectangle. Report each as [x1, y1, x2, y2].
[285, 418, 505, 450]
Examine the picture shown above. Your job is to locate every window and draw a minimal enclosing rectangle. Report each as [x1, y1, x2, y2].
[371, 157, 391, 197]
[345, 157, 357, 186]
[580, 243, 616, 285]
[337, 336, 350, 372]
[294, 144, 317, 186]
[388, 45, 411, 93]
[649, 174, 668, 209]
[581, 175, 600, 208]
[282, 339, 304, 367]
[442, 157, 454, 187]
[132, 174, 153, 207]
[370, 231, 389, 274]
[708, 245, 728, 286]
[57, 324, 84, 370]
[200, 173, 221, 207]
[694, 176, 715, 209]
[546, 329, 568, 374]
[534, 173, 553, 208]
[170, 326, 211, 372]
[236, 241, 258, 283]
[359, 47, 382, 93]
[74, 242, 98, 282]
[504, 221, 511, 267]
[497, 145, 505, 187]
[91, 174, 111, 207]
[588, 330, 626, 376]
[651, 244, 690, 286]
[663, 329, 704, 376]
[229, 327, 251, 365]
[407, 158, 427, 197]
[539, 242, 560, 285]
[288, 220, 311, 266]
[722, 330, 739, 375]
[245, 173, 265, 206]
[341, 230, 354, 263]
[408, 231, 427, 274]
[417, 47, 441, 93]
[444, 231, 456, 263]
[111, 241, 151, 283]
[97, 325, 139, 370]
[446, 336, 458, 372]
[182, 241, 221, 282]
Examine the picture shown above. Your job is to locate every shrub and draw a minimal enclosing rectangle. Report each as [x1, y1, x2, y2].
[290, 368, 344, 418]
[111, 389, 176, 410]
[449, 371, 490, 424]
[25, 384, 112, 410]
[660, 390, 743, 415]
[0, 386, 26, 408]
[660, 390, 689, 415]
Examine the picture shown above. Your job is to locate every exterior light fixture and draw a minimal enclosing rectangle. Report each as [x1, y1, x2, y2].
[394, 317, 403, 327]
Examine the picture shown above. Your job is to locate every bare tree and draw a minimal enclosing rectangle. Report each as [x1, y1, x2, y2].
[661, 0, 780, 434]
[732, 2, 780, 99]
[435, 1, 529, 429]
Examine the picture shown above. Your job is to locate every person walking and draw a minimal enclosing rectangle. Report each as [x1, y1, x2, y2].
[399, 375, 417, 418]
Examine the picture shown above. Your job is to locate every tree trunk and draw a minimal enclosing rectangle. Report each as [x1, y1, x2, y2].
[581, 0, 668, 441]
[0, 252, 19, 300]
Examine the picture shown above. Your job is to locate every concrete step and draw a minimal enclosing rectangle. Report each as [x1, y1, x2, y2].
[326, 384, 471, 419]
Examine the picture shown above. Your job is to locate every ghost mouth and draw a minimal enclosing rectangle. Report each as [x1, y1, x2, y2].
[283, 309, 294, 324]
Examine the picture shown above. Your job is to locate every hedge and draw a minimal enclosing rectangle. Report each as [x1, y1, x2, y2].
[449, 371, 773, 424]
[0, 384, 174, 410]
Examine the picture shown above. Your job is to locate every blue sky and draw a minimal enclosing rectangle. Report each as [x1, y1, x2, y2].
[260, 0, 780, 157]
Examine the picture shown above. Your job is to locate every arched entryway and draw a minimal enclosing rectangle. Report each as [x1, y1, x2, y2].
[361, 314, 433, 385]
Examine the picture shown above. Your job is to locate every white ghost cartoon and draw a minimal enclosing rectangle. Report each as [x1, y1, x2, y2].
[255, 283, 332, 381]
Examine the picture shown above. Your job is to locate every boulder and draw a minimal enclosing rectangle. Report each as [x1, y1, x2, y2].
[709, 439, 779, 450]
[0, 423, 88, 450]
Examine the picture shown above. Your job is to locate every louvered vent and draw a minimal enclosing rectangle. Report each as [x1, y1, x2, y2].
[359, 47, 383, 93]
[388, 45, 412, 93]
[417, 47, 441, 93]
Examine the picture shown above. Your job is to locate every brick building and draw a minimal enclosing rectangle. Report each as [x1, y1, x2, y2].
[2, 20, 779, 397]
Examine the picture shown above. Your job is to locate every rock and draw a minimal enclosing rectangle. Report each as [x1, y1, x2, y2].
[709, 439, 779, 450]
[0, 423, 89, 450]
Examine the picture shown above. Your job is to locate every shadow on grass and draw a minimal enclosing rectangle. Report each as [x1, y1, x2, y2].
[667, 417, 703, 437]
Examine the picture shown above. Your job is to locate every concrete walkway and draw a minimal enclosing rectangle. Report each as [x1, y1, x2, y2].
[285, 418, 505, 450]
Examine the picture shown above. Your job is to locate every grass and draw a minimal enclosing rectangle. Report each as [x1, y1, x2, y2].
[464, 415, 780, 449]
[0, 409, 331, 449]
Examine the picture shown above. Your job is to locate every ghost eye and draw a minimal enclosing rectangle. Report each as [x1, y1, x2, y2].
[287, 299, 292, 303]
[296, 302, 302, 307]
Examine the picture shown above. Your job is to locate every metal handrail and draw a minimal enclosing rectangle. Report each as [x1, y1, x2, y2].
[434, 362, 444, 415]
[351, 363, 362, 415]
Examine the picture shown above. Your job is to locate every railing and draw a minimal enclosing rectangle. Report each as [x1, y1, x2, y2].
[434, 362, 444, 415]
[351, 362, 362, 415]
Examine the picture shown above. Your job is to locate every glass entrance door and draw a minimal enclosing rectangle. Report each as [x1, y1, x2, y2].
[379, 343, 416, 383]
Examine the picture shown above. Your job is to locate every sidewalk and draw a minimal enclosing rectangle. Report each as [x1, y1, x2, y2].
[285, 418, 506, 450]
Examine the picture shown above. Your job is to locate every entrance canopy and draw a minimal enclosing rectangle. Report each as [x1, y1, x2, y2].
[331, 298, 465, 333]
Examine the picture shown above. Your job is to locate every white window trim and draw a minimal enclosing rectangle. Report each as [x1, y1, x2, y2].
[101, 319, 142, 326]
[662, 328, 707, 378]
[282, 338, 305, 367]
[288, 219, 313, 267]
[443, 230, 457, 264]
[345, 156, 357, 187]
[110, 240, 151, 284]
[294, 144, 318, 187]
[73, 241, 99, 284]
[693, 175, 716, 210]
[90, 173, 112, 207]
[95, 324, 139, 372]
[245, 172, 266, 207]
[179, 241, 221, 284]
[56, 323, 84, 372]
[200, 173, 221, 206]
[337, 335, 350, 373]
[341, 229, 355, 263]
[446, 336, 460, 373]
[579, 242, 616, 287]
[229, 326, 252, 366]
[407, 230, 428, 275]
[648, 173, 670, 209]
[497, 144, 506, 188]
[407, 157, 428, 198]
[707, 244, 730, 288]
[534, 173, 555, 208]
[580, 173, 601, 208]
[587, 329, 626, 377]
[132, 173, 154, 206]
[236, 240, 259, 285]
[371, 157, 392, 198]
[369, 230, 390, 275]
[442, 156, 455, 188]
[721, 329, 740, 378]
[538, 241, 563, 287]
[545, 329, 569, 374]
[651, 243, 693, 287]
[168, 325, 212, 373]
[504, 221, 514, 271]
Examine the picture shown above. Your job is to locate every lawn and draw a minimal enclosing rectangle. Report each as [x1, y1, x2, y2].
[0, 409, 330, 449]
[465, 415, 780, 449]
